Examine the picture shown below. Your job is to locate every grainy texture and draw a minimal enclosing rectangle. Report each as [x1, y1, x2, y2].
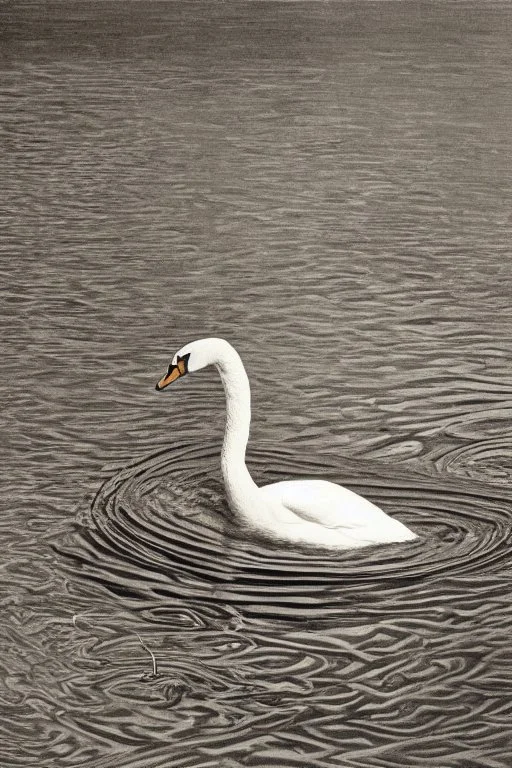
[1, 1, 512, 766]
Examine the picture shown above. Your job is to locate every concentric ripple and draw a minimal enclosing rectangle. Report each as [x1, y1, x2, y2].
[432, 438, 512, 486]
[56, 440, 512, 621]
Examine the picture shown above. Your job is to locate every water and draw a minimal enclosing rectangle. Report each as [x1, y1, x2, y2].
[2, 1, 512, 765]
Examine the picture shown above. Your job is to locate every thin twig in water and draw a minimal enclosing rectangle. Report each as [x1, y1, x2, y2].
[135, 632, 158, 677]
[72, 614, 158, 678]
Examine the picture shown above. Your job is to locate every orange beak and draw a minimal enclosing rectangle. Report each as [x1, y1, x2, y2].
[155, 358, 187, 391]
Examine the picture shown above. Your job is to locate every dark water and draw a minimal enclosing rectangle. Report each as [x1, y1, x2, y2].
[2, 1, 512, 766]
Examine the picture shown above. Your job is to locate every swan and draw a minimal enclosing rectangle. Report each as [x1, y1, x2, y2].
[156, 338, 416, 549]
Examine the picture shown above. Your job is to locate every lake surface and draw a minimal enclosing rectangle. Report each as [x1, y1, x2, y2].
[2, 1, 512, 766]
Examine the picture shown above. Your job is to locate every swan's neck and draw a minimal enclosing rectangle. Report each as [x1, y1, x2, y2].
[216, 348, 258, 513]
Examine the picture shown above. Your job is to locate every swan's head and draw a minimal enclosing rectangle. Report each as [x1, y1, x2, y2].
[155, 338, 230, 391]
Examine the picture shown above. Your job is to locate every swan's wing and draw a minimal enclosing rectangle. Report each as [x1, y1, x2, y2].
[260, 479, 385, 531]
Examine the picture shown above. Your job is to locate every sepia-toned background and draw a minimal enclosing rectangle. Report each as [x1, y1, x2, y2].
[2, 2, 512, 766]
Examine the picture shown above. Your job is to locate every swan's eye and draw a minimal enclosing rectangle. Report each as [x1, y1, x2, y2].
[176, 353, 191, 375]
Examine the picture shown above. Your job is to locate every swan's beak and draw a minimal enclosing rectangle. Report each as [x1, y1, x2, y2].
[155, 359, 187, 391]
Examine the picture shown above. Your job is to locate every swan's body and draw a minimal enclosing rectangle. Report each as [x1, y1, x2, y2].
[156, 338, 416, 549]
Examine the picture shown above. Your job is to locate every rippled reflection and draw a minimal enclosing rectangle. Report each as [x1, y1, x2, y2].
[46, 441, 512, 766]
[60, 442, 512, 619]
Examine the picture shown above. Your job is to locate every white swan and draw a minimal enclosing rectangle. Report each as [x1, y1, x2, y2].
[156, 338, 416, 550]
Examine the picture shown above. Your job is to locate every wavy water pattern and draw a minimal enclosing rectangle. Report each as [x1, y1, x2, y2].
[61, 442, 512, 611]
[45, 442, 512, 766]
[2, 1, 512, 766]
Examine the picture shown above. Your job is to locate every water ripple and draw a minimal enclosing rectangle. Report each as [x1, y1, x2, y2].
[57, 442, 512, 622]
[3, 0, 512, 765]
